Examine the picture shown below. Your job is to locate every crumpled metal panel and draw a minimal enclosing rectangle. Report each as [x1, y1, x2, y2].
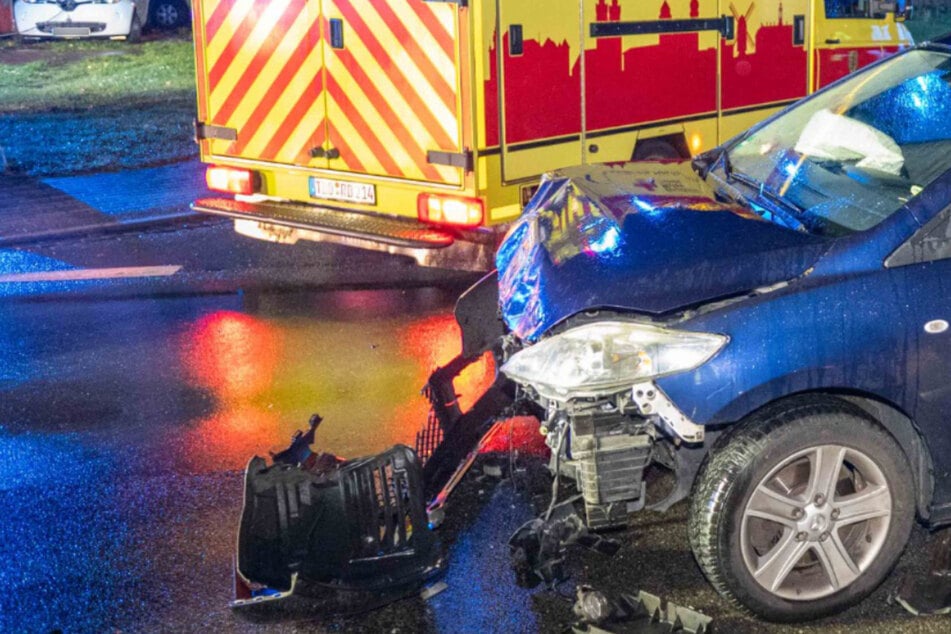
[497, 161, 831, 342]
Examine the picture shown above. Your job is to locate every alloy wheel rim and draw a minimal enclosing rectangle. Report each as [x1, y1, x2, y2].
[739, 444, 892, 601]
[155, 4, 179, 26]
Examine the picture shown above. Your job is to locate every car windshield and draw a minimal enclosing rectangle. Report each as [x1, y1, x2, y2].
[723, 49, 951, 237]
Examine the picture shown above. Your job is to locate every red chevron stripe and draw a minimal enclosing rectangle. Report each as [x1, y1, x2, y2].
[368, 0, 455, 109]
[204, 0, 235, 43]
[258, 73, 325, 162]
[326, 73, 404, 177]
[405, 0, 454, 60]
[333, 0, 456, 150]
[326, 121, 366, 173]
[332, 47, 443, 181]
[231, 11, 319, 152]
[207, 4, 261, 91]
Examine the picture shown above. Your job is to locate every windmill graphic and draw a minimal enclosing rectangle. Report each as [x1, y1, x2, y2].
[730, 2, 756, 56]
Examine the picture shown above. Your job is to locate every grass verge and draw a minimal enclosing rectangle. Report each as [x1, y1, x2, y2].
[0, 35, 195, 111]
[0, 34, 197, 176]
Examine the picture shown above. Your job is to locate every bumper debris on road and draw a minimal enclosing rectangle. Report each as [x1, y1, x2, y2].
[232, 414, 444, 614]
[572, 586, 712, 634]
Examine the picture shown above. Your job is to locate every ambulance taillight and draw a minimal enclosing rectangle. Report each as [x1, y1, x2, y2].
[417, 194, 484, 229]
[206, 166, 258, 196]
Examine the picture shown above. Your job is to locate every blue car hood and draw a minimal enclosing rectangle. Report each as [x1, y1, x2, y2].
[497, 161, 830, 341]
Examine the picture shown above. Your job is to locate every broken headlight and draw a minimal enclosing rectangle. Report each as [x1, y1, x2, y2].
[500, 321, 726, 401]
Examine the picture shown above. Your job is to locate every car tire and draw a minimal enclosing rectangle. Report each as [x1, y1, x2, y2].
[687, 396, 914, 622]
[127, 13, 142, 43]
[149, 0, 187, 29]
[632, 139, 681, 160]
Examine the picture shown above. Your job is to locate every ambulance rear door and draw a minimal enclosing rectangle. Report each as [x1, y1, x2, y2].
[195, 0, 329, 170]
[320, 0, 466, 187]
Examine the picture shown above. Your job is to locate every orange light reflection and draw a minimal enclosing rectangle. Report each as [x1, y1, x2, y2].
[183, 312, 282, 401]
[179, 312, 285, 470]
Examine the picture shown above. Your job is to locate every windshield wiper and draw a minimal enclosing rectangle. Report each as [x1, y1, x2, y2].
[729, 169, 805, 216]
[728, 169, 808, 232]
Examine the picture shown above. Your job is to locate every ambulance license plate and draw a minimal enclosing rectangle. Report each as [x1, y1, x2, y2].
[309, 177, 376, 205]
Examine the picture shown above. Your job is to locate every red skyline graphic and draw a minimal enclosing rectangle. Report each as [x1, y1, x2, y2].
[484, 0, 810, 147]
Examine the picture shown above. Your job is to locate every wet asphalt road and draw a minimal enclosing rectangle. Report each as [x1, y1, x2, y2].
[1, 220, 949, 633]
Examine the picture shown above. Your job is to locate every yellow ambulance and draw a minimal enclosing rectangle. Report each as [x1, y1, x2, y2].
[191, 0, 913, 270]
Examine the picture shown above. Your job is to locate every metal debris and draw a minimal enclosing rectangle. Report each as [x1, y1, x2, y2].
[420, 581, 449, 601]
[509, 500, 620, 588]
[572, 586, 712, 634]
[895, 528, 951, 616]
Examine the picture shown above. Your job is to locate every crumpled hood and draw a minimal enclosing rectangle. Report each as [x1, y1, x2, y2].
[497, 161, 830, 342]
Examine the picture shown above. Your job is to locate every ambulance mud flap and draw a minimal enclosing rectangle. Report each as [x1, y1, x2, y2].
[233, 416, 444, 613]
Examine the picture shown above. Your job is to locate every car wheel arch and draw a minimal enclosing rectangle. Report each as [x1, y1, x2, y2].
[837, 393, 934, 524]
[702, 390, 933, 523]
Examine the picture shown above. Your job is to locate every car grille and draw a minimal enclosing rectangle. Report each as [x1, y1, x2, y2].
[37, 22, 107, 35]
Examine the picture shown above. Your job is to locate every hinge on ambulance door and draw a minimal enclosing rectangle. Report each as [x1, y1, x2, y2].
[424, 0, 467, 6]
[194, 120, 238, 143]
[721, 15, 735, 40]
[428, 149, 473, 173]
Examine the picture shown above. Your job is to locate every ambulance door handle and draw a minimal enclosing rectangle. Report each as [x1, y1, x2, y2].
[330, 18, 345, 49]
[309, 147, 340, 159]
[509, 24, 523, 56]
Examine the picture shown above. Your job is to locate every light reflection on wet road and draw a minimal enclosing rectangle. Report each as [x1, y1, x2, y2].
[0, 285, 536, 634]
[175, 288, 494, 471]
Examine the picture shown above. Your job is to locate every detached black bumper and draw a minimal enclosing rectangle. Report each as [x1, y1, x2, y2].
[235, 445, 444, 608]
[232, 272, 510, 611]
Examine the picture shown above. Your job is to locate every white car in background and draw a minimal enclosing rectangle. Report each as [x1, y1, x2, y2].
[14, 0, 149, 41]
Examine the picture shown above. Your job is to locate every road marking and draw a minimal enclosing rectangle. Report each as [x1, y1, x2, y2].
[0, 265, 183, 283]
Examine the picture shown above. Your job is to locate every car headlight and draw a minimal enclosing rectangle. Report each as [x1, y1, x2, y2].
[501, 321, 727, 400]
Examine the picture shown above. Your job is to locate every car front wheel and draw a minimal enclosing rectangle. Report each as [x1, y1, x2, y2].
[688, 397, 914, 621]
[150, 0, 187, 28]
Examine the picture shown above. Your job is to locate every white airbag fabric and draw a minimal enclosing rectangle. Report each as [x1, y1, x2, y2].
[795, 109, 905, 175]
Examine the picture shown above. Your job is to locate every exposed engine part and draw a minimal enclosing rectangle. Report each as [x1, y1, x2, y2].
[509, 500, 620, 588]
[233, 416, 444, 612]
[542, 406, 654, 530]
[572, 586, 712, 633]
[571, 409, 652, 529]
[630, 382, 705, 444]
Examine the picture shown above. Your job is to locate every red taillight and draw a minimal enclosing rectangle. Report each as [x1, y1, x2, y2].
[417, 194, 484, 228]
[206, 166, 257, 196]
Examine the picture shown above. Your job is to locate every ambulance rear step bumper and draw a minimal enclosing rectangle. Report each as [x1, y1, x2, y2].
[193, 197, 498, 272]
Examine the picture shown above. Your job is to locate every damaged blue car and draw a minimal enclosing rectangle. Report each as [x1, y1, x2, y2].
[492, 35, 951, 621]
[234, 35, 951, 624]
